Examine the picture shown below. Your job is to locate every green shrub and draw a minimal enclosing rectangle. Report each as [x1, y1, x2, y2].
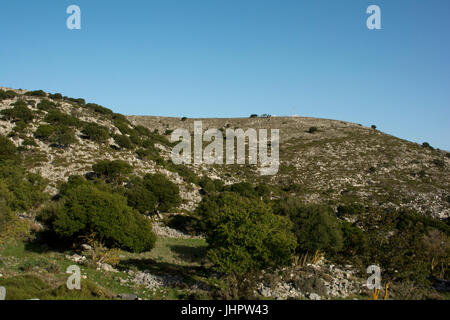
[0, 163, 48, 212]
[224, 182, 257, 198]
[124, 179, 157, 215]
[249, 114, 258, 118]
[65, 97, 86, 105]
[0, 89, 18, 100]
[136, 147, 160, 161]
[0, 135, 18, 162]
[114, 120, 132, 135]
[165, 162, 199, 184]
[92, 160, 132, 181]
[24, 90, 46, 97]
[112, 113, 130, 124]
[35, 125, 55, 140]
[86, 103, 113, 115]
[48, 93, 63, 100]
[35, 125, 77, 148]
[39, 183, 156, 253]
[134, 125, 151, 137]
[44, 110, 80, 127]
[37, 99, 57, 111]
[113, 134, 134, 149]
[337, 203, 365, 217]
[340, 221, 368, 258]
[142, 173, 181, 213]
[0, 201, 16, 243]
[202, 193, 297, 275]
[128, 132, 141, 145]
[308, 127, 318, 134]
[198, 177, 218, 194]
[22, 137, 38, 147]
[1, 100, 34, 123]
[81, 123, 109, 142]
[274, 199, 343, 254]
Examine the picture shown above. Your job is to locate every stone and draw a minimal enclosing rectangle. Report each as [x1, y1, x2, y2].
[309, 293, 321, 300]
[65, 254, 86, 263]
[96, 263, 118, 273]
[81, 244, 93, 251]
[117, 293, 138, 300]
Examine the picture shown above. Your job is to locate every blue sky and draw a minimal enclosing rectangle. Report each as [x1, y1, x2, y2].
[1, 0, 449, 150]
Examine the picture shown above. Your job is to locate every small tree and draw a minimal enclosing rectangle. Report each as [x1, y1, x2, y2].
[39, 183, 156, 253]
[48, 93, 63, 100]
[25, 90, 47, 97]
[274, 199, 343, 254]
[92, 160, 132, 181]
[113, 134, 134, 150]
[125, 180, 157, 215]
[35, 125, 77, 148]
[0, 135, 18, 162]
[142, 173, 181, 213]
[0, 89, 18, 100]
[37, 99, 57, 112]
[1, 101, 34, 123]
[203, 193, 297, 275]
[82, 123, 109, 142]
[308, 126, 318, 134]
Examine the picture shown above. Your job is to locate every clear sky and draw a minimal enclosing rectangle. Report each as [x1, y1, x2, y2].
[1, 0, 449, 150]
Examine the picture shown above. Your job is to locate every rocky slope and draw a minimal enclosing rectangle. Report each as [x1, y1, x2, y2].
[1, 86, 448, 219]
[130, 115, 450, 219]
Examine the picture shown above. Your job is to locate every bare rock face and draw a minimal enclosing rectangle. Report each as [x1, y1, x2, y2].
[255, 261, 364, 300]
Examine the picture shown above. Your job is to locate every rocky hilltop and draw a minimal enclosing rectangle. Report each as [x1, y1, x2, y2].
[130, 115, 449, 219]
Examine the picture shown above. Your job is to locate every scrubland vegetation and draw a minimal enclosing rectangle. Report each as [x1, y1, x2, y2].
[0, 88, 449, 300]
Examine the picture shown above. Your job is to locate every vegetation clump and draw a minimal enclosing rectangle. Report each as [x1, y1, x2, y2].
[39, 177, 156, 253]
[81, 123, 109, 142]
[199, 193, 297, 275]
[1, 101, 34, 123]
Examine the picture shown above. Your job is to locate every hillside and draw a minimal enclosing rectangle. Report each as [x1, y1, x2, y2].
[129, 115, 449, 219]
[1, 86, 448, 219]
[0, 87, 449, 301]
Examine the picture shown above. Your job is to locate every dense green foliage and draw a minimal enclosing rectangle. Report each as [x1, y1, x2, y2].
[81, 123, 109, 142]
[122, 173, 181, 215]
[275, 200, 343, 254]
[92, 160, 132, 181]
[0, 89, 18, 100]
[48, 93, 63, 100]
[86, 103, 113, 115]
[24, 90, 46, 97]
[44, 110, 80, 127]
[35, 124, 77, 148]
[113, 134, 134, 149]
[1, 100, 34, 123]
[0, 135, 18, 162]
[39, 178, 156, 253]
[0, 162, 48, 213]
[36, 99, 57, 111]
[200, 193, 297, 275]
